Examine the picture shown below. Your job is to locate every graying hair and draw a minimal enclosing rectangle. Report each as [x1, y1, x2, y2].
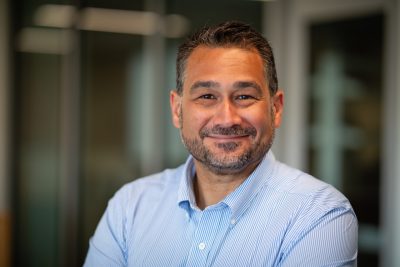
[176, 21, 278, 96]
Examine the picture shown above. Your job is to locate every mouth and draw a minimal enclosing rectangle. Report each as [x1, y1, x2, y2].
[206, 134, 249, 140]
[199, 125, 257, 141]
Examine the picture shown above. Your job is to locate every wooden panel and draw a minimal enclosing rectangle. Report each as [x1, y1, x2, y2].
[0, 212, 11, 267]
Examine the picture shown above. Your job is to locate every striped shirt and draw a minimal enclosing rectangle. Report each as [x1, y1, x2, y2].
[84, 151, 358, 266]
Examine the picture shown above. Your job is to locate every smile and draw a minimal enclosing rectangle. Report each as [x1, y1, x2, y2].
[205, 135, 249, 141]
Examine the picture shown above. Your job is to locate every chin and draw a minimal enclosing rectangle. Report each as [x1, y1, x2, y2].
[205, 164, 248, 176]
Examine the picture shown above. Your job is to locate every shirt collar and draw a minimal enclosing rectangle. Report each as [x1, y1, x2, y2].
[177, 151, 276, 221]
[177, 156, 197, 214]
[223, 151, 276, 221]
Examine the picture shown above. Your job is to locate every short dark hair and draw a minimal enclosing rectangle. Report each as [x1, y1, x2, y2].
[176, 21, 278, 96]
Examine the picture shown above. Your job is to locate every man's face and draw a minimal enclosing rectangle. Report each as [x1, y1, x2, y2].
[170, 46, 283, 175]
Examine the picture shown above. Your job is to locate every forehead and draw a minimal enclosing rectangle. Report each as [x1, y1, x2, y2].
[187, 46, 262, 67]
[184, 46, 266, 86]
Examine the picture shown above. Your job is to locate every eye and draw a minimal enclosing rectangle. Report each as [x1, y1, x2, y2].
[235, 95, 255, 100]
[234, 94, 259, 107]
[194, 93, 218, 106]
[199, 94, 216, 100]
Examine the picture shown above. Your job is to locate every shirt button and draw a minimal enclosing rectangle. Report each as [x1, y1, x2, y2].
[230, 219, 236, 225]
[198, 242, 206, 250]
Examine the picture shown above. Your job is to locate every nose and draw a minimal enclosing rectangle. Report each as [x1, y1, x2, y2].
[213, 100, 242, 127]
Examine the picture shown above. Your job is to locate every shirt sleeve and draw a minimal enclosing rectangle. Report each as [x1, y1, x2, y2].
[83, 187, 129, 267]
[279, 207, 358, 267]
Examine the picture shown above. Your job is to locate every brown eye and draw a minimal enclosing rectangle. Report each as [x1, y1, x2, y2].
[199, 94, 216, 100]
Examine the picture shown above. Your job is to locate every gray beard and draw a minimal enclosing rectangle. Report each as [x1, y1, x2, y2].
[180, 125, 275, 175]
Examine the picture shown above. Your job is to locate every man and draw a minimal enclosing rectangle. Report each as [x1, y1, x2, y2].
[84, 21, 358, 266]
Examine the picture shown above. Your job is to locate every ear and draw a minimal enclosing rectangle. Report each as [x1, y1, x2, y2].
[272, 90, 284, 128]
[170, 90, 182, 129]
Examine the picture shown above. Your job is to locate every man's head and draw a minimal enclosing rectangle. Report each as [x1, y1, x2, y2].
[170, 21, 283, 176]
[176, 21, 278, 96]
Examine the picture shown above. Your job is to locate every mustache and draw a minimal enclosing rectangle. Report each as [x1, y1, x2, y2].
[199, 125, 257, 139]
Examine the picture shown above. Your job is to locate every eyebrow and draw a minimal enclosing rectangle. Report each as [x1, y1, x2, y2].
[233, 81, 263, 95]
[190, 81, 221, 92]
[189, 80, 263, 95]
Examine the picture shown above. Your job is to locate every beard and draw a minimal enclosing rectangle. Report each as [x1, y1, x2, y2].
[179, 110, 275, 175]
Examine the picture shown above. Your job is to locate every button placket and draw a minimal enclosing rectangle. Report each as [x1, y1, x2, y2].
[185, 207, 225, 266]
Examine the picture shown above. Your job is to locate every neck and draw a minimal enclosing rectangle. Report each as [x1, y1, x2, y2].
[192, 160, 259, 210]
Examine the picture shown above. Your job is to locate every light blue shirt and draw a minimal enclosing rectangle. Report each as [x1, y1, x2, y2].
[84, 152, 358, 266]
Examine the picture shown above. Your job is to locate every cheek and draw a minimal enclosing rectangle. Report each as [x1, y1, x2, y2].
[181, 105, 210, 132]
[243, 110, 273, 137]
[243, 109, 269, 125]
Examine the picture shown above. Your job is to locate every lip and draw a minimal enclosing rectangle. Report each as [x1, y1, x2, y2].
[206, 135, 249, 140]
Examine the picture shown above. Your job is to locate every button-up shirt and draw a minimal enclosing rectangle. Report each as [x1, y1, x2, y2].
[84, 152, 358, 266]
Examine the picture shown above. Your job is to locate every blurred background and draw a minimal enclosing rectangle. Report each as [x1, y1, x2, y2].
[0, 0, 399, 266]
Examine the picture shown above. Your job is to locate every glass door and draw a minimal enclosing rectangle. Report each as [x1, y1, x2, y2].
[308, 14, 383, 266]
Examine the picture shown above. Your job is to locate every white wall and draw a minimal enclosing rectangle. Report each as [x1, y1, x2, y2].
[381, 0, 400, 266]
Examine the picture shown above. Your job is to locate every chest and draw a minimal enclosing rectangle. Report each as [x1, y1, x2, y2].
[126, 201, 291, 267]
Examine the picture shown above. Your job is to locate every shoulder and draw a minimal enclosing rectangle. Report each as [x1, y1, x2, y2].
[262, 159, 356, 233]
[106, 164, 185, 212]
[271, 160, 352, 211]
[263, 160, 358, 262]
[268, 162, 358, 264]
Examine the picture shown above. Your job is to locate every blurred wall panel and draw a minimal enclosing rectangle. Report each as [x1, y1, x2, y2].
[15, 53, 62, 266]
[0, 0, 11, 266]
